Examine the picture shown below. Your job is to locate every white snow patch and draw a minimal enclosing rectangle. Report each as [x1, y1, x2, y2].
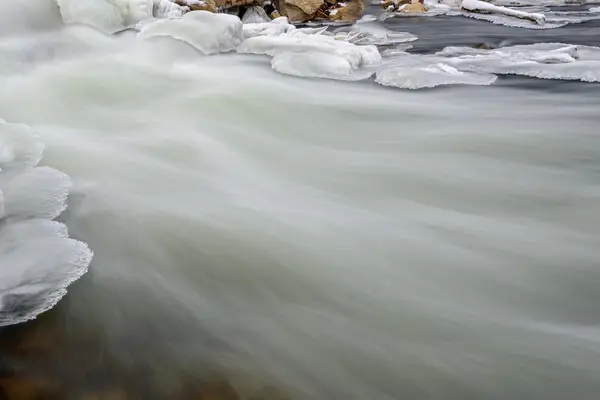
[138, 10, 243, 54]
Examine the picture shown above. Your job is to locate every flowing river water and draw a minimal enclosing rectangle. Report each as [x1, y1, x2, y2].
[1, 1, 600, 399]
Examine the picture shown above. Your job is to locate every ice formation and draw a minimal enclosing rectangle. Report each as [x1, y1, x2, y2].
[375, 53, 497, 89]
[238, 31, 381, 80]
[332, 21, 418, 45]
[0, 120, 92, 326]
[242, 17, 296, 38]
[138, 10, 244, 54]
[56, 0, 154, 34]
[461, 0, 546, 25]
[438, 43, 600, 83]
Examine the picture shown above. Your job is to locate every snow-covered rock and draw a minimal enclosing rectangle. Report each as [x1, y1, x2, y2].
[137, 10, 243, 54]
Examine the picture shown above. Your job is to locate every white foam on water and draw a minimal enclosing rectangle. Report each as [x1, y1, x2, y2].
[138, 10, 243, 54]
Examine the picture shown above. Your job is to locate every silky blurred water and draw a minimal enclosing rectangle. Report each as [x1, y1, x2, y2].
[1, 1, 600, 399]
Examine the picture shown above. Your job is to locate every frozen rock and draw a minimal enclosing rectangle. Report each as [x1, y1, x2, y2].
[399, 0, 428, 13]
[137, 10, 243, 54]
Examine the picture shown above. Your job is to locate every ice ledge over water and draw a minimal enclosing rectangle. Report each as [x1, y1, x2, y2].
[0, 119, 92, 327]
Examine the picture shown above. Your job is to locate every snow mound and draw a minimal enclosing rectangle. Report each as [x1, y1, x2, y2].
[0, 120, 92, 327]
[375, 53, 497, 89]
[56, 0, 154, 34]
[439, 43, 600, 83]
[138, 10, 243, 54]
[238, 32, 381, 80]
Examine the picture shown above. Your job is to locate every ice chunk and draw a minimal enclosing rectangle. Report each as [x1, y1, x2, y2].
[0, 121, 92, 327]
[242, 19, 296, 39]
[438, 43, 600, 83]
[0, 231, 92, 326]
[271, 51, 375, 81]
[238, 32, 381, 80]
[56, 0, 154, 34]
[138, 10, 243, 54]
[0, 120, 45, 171]
[461, 0, 546, 24]
[333, 21, 418, 46]
[375, 53, 497, 89]
[242, 6, 272, 24]
[153, 0, 186, 17]
[1, 167, 71, 221]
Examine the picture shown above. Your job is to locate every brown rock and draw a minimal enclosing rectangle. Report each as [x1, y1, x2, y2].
[284, 4, 316, 21]
[329, 0, 365, 22]
[214, 0, 258, 8]
[174, 0, 218, 12]
[284, 0, 325, 16]
[399, 0, 428, 13]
